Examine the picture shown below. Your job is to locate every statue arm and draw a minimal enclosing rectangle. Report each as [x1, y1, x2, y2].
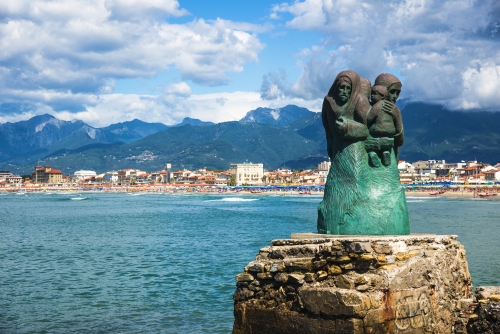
[344, 95, 369, 140]
[366, 104, 377, 128]
[392, 107, 404, 147]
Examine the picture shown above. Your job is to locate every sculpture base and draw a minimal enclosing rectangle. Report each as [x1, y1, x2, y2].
[233, 234, 472, 334]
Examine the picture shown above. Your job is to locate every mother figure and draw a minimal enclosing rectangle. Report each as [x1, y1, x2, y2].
[318, 70, 410, 235]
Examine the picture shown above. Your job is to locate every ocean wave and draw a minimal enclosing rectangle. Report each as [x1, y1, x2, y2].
[406, 196, 438, 200]
[204, 197, 259, 202]
[70, 197, 89, 201]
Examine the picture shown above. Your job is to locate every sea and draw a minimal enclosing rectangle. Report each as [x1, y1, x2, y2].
[1, 192, 499, 333]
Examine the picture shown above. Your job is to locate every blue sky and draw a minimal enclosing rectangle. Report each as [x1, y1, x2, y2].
[0, 0, 499, 127]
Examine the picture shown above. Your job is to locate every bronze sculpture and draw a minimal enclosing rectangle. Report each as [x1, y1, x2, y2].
[318, 70, 410, 235]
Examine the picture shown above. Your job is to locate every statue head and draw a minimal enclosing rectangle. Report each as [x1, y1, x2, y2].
[327, 70, 361, 107]
[374, 73, 402, 103]
[337, 77, 352, 105]
[360, 78, 371, 100]
[371, 85, 388, 105]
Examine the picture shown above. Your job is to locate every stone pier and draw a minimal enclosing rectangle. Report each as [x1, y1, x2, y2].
[233, 234, 473, 334]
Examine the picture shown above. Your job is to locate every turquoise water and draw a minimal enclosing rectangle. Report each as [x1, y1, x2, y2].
[0, 193, 499, 333]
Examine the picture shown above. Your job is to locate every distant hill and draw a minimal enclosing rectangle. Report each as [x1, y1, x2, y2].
[174, 117, 214, 127]
[280, 102, 500, 166]
[3, 103, 500, 175]
[400, 103, 500, 163]
[101, 119, 169, 143]
[240, 105, 315, 126]
[1, 120, 321, 174]
[0, 114, 114, 162]
[0, 115, 171, 164]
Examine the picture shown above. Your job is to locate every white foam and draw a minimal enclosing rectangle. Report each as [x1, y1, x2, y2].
[205, 197, 258, 202]
[71, 197, 88, 200]
[406, 196, 438, 200]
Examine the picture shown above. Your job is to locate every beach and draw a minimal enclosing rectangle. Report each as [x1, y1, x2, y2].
[2, 184, 500, 200]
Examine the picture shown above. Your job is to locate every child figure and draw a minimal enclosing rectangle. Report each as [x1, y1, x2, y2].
[366, 85, 403, 167]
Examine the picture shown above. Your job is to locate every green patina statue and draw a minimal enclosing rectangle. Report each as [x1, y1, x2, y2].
[317, 70, 410, 235]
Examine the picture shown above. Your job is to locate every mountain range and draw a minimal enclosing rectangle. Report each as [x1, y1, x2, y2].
[1, 103, 499, 175]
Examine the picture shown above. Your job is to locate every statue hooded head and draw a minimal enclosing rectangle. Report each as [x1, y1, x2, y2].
[374, 73, 402, 103]
[327, 70, 362, 115]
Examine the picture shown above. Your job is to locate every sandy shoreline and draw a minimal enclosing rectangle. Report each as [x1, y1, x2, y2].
[404, 190, 500, 199]
[2, 186, 500, 200]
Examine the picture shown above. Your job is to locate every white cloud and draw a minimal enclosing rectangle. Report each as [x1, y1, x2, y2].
[271, 0, 500, 111]
[0, 90, 321, 128]
[0, 0, 265, 118]
[455, 62, 500, 110]
[164, 82, 192, 96]
[105, 0, 189, 21]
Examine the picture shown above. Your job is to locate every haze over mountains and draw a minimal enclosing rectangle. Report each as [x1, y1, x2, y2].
[1, 104, 499, 175]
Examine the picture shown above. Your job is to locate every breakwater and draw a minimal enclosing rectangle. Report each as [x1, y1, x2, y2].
[233, 234, 474, 333]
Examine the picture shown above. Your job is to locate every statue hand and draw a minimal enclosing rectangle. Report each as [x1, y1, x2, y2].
[382, 101, 395, 116]
[335, 117, 347, 135]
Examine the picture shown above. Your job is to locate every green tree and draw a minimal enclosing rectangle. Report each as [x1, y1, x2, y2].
[229, 175, 236, 186]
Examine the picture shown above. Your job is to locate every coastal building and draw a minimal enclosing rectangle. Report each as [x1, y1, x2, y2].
[412, 160, 428, 171]
[484, 169, 500, 182]
[317, 161, 330, 183]
[103, 171, 119, 183]
[0, 170, 11, 181]
[74, 170, 97, 180]
[32, 166, 63, 184]
[117, 169, 146, 184]
[0, 171, 22, 184]
[230, 162, 264, 186]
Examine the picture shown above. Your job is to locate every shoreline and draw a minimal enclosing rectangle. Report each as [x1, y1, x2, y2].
[404, 190, 500, 200]
[2, 185, 500, 200]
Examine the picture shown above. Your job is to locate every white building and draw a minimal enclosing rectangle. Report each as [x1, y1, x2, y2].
[74, 170, 97, 180]
[104, 171, 119, 183]
[230, 162, 264, 186]
[317, 161, 331, 183]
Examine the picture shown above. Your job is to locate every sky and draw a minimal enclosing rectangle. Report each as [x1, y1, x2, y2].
[0, 0, 499, 127]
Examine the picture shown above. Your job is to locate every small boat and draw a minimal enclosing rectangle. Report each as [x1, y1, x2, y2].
[478, 193, 498, 197]
[430, 190, 446, 196]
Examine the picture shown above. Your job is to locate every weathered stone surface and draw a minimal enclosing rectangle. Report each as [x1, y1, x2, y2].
[316, 270, 328, 281]
[233, 288, 254, 301]
[233, 305, 336, 334]
[328, 265, 342, 275]
[490, 295, 500, 302]
[476, 286, 500, 300]
[236, 272, 254, 282]
[270, 261, 286, 273]
[274, 272, 288, 284]
[304, 273, 315, 283]
[466, 299, 500, 334]
[347, 242, 373, 253]
[246, 262, 265, 272]
[286, 259, 313, 271]
[335, 275, 354, 289]
[327, 255, 351, 263]
[299, 287, 369, 317]
[288, 273, 305, 285]
[233, 234, 472, 334]
[373, 242, 392, 254]
[257, 272, 273, 280]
